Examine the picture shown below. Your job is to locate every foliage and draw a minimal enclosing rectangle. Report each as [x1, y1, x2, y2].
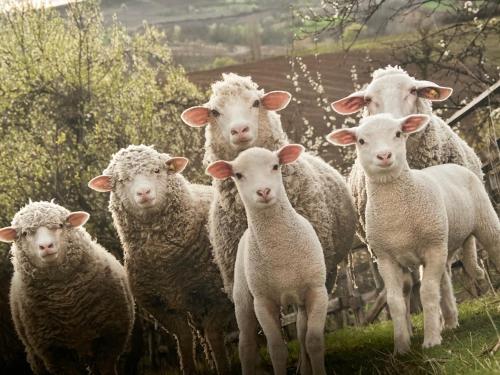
[0, 0, 206, 254]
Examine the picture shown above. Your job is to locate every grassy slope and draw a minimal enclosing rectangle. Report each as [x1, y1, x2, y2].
[281, 295, 500, 374]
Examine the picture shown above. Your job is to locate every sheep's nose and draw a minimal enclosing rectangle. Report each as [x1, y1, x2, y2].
[136, 188, 151, 197]
[256, 188, 271, 199]
[39, 243, 54, 251]
[231, 125, 250, 136]
[376, 151, 392, 161]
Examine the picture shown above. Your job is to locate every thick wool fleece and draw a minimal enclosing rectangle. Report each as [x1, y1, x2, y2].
[104, 145, 234, 372]
[204, 75, 356, 297]
[351, 67, 483, 243]
[9, 201, 134, 374]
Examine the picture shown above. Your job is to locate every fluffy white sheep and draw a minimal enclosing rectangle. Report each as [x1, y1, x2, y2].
[327, 114, 500, 353]
[207, 144, 328, 375]
[88, 145, 234, 374]
[0, 201, 135, 374]
[331, 65, 485, 280]
[181, 73, 356, 298]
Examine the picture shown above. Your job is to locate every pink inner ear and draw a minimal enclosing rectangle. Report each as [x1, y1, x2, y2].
[277, 144, 304, 164]
[181, 106, 210, 127]
[328, 129, 357, 145]
[66, 212, 90, 228]
[167, 157, 189, 174]
[88, 175, 112, 192]
[331, 96, 365, 115]
[401, 115, 428, 133]
[206, 161, 233, 180]
[0, 227, 17, 242]
[261, 91, 291, 111]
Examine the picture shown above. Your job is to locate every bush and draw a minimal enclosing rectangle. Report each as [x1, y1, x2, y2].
[0, 0, 206, 254]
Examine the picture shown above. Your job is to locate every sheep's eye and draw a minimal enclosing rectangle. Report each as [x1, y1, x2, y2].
[272, 164, 279, 171]
[211, 109, 220, 117]
[252, 99, 260, 108]
[359, 138, 365, 145]
[235, 172, 243, 180]
[396, 131, 402, 138]
[365, 97, 372, 104]
[21, 231, 27, 237]
[58, 223, 64, 229]
[154, 168, 160, 174]
[410, 88, 417, 95]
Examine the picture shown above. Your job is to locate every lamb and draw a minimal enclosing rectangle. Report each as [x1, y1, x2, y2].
[0, 201, 135, 374]
[181, 73, 356, 298]
[327, 114, 500, 353]
[331, 65, 485, 280]
[88, 144, 235, 374]
[207, 144, 328, 375]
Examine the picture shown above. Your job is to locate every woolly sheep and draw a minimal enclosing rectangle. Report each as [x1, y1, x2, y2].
[181, 73, 356, 297]
[331, 65, 485, 280]
[0, 201, 135, 374]
[88, 145, 234, 374]
[207, 144, 328, 375]
[327, 114, 500, 353]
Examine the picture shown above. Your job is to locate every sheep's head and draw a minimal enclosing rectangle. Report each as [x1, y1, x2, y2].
[88, 145, 188, 216]
[0, 201, 89, 266]
[327, 114, 430, 182]
[206, 144, 303, 210]
[331, 65, 452, 117]
[181, 73, 291, 152]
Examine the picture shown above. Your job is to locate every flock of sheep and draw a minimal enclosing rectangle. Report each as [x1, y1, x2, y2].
[0, 66, 498, 375]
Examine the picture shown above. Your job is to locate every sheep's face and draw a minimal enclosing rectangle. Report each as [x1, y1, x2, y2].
[206, 145, 304, 210]
[327, 114, 430, 181]
[0, 202, 89, 267]
[181, 73, 291, 152]
[88, 146, 188, 216]
[331, 70, 452, 117]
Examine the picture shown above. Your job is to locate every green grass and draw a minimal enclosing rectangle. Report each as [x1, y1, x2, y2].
[283, 295, 500, 374]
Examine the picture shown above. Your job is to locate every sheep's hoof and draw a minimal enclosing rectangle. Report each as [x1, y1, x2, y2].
[444, 318, 459, 330]
[393, 341, 411, 355]
[422, 336, 442, 349]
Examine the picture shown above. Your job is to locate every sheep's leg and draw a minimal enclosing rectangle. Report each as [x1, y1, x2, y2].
[440, 263, 459, 330]
[421, 248, 446, 348]
[253, 298, 287, 375]
[304, 286, 328, 375]
[402, 270, 414, 337]
[377, 257, 411, 354]
[296, 305, 311, 375]
[26, 350, 50, 375]
[474, 208, 500, 272]
[203, 324, 230, 374]
[462, 236, 485, 280]
[42, 347, 86, 375]
[161, 314, 198, 374]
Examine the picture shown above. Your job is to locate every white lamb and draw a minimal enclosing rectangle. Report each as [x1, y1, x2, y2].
[207, 144, 328, 375]
[331, 65, 485, 280]
[327, 114, 500, 353]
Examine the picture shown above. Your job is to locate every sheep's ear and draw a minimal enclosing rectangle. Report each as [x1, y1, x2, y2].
[181, 106, 210, 127]
[331, 91, 366, 115]
[206, 161, 233, 180]
[327, 128, 357, 146]
[415, 80, 453, 101]
[88, 175, 112, 192]
[66, 212, 90, 228]
[277, 144, 304, 165]
[400, 115, 430, 134]
[0, 227, 17, 243]
[261, 91, 291, 111]
[166, 157, 189, 174]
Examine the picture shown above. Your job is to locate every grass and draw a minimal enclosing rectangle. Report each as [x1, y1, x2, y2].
[280, 295, 500, 374]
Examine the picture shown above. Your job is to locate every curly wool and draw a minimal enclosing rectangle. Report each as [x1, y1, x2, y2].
[350, 67, 483, 242]
[105, 145, 234, 371]
[9, 201, 134, 374]
[204, 74, 356, 297]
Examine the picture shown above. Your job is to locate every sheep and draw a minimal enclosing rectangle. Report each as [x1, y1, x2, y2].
[88, 144, 235, 375]
[207, 144, 328, 375]
[0, 201, 135, 374]
[181, 73, 356, 298]
[331, 65, 485, 281]
[327, 114, 500, 353]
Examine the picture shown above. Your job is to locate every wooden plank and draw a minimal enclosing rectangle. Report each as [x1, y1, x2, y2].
[447, 80, 500, 126]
